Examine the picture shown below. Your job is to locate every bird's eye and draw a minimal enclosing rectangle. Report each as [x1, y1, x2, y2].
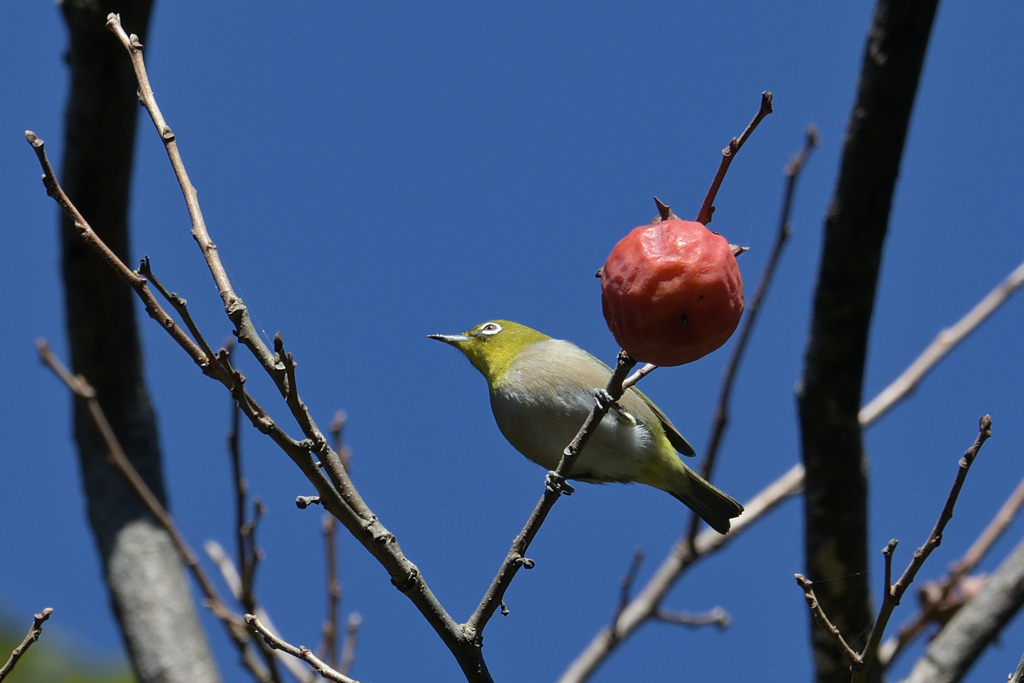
[480, 322, 502, 336]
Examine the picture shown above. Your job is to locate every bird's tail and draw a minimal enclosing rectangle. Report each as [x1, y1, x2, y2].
[657, 462, 744, 534]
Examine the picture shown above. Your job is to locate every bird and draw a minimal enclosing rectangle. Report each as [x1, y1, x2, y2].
[429, 320, 743, 533]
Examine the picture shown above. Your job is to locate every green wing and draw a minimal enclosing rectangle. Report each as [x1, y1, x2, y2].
[628, 385, 697, 457]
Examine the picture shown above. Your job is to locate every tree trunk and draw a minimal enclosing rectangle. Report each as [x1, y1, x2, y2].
[798, 1, 939, 681]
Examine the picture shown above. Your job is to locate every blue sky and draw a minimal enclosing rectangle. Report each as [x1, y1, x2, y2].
[2, 2, 1024, 681]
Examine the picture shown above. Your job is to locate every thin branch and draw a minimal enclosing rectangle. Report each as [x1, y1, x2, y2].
[795, 574, 863, 665]
[467, 352, 638, 638]
[879, 471, 1024, 668]
[686, 125, 819, 544]
[25, 132, 212, 373]
[558, 464, 803, 683]
[339, 613, 362, 677]
[202, 540, 307, 679]
[612, 548, 645, 636]
[140, 256, 221, 364]
[37, 341, 273, 683]
[104, 14, 275, 370]
[793, 418, 994, 683]
[0, 608, 53, 682]
[653, 607, 730, 629]
[859, 258, 1024, 425]
[317, 513, 341, 670]
[246, 616, 358, 683]
[695, 91, 773, 225]
[1010, 652, 1024, 683]
[622, 363, 657, 391]
[900, 533, 1024, 683]
[851, 416, 993, 682]
[204, 540, 310, 682]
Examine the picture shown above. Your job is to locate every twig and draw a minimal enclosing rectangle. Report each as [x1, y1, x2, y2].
[467, 352, 638, 638]
[1010, 652, 1024, 683]
[36, 341, 274, 683]
[612, 548, 645, 636]
[104, 14, 274, 370]
[686, 125, 819, 544]
[879, 472, 1024, 668]
[204, 541, 310, 682]
[860, 257, 1024, 425]
[318, 513, 341, 669]
[851, 416, 993, 682]
[901, 533, 1024, 683]
[246, 615, 358, 683]
[317, 412, 350, 671]
[221, 343, 279, 681]
[0, 608, 53, 682]
[622, 364, 657, 391]
[795, 574, 862, 664]
[695, 92, 773, 225]
[140, 256, 221, 365]
[558, 464, 803, 683]
[653, 607, 730, 629]
[792, 418, 993, 683]
[24, 132, 212, 373]
[339, 613, 362, 677]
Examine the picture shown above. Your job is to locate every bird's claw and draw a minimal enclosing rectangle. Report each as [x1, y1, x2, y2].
[593, 388, 615, 409]
[593, 388, 636, 425]
[545, 471, 574, 496]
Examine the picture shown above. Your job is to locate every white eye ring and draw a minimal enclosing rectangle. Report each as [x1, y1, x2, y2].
[480, 322, 502, 336]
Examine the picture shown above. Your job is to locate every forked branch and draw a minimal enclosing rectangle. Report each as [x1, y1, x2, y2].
[0, 608, 53, 682]
[793, 416, 993, 683]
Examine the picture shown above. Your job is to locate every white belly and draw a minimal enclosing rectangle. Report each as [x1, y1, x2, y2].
[489, 380, 655, 483]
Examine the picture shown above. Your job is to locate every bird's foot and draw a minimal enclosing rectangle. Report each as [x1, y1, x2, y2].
[545, 471, 575, 496]
[593, 388, 636, 426]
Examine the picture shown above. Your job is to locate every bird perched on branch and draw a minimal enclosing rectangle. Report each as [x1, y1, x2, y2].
[429, 320, 743, 533]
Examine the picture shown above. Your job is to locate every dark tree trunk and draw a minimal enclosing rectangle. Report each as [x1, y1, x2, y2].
[798, 1, 940, 682]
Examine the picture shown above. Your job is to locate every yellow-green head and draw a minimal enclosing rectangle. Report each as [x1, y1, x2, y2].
[427, 320, 550, 386]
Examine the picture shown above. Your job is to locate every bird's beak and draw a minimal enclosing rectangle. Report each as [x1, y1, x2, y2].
[427, 333, 469, 346]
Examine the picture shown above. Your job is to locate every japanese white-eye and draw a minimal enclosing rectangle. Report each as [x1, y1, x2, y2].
[429, 320, 743, 533]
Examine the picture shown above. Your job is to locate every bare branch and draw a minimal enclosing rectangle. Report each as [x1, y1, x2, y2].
[104, 14, 275, 370]
[653, 607, 730, 629]
[204, 541, 309, 682]
[860, 258, 1024, 425]
[1010, 652, 1024, 683]
[793, 417, 993, 683]
[900, 533, 1024, 683]
[0, 608, 53, 682]
[558, 464, 803, 683]
[246, 616, 357, 683]
[880, 472, 1024, 667]
[25, 132, 212, 372]
[621, 363, 657, 391]
[795, 574, 862, 666]
[695, 91, 773, 225]
[339, 613, 362, 677]
[37, 341, 272, 683]
[612, 548, 645, 637]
